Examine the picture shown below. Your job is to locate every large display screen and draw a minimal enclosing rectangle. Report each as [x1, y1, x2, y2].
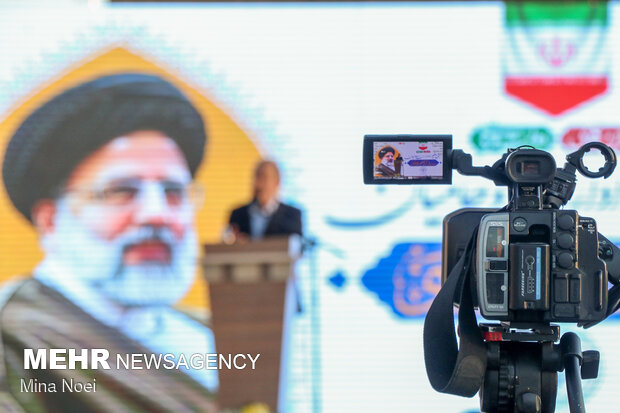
[1, 2, 620, 413]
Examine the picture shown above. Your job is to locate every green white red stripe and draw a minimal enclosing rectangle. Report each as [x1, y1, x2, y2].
[504, 1, 609, 115]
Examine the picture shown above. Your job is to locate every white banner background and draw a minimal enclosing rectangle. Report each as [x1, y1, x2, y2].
[2, 2, 620, 412]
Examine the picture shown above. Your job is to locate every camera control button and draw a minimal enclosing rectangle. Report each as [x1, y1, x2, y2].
[489, 260, 508, 271]
[513, 217, 527, 232]
[570, 276, 582, 303]
[557, 233, 574, 249]
[554, 276, 569, 303]
[486, 272, 505, 305]
[600, 245, 613, 259]
[558, 214, 575, 231]
[558, 253, 574, 269]
[554, 303, 577, 318]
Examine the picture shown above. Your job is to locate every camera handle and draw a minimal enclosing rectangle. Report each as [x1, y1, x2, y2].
[597, 233, 620, 285]
[579, 232, 620, 329]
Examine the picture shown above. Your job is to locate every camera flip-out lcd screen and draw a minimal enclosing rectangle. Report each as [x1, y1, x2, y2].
[363, 135, 452, 184]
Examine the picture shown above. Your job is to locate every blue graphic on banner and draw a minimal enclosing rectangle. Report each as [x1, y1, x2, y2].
[325, 192, 418, 229]
[324, 187, 516, 231]
[362, 243, 442, 318]
[328, 271, 347, 290]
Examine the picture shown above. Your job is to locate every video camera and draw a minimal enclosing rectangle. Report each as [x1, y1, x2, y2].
[363, 135, 620, 413]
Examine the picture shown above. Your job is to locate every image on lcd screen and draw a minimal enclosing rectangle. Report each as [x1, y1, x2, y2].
[373, 141, 444, 180]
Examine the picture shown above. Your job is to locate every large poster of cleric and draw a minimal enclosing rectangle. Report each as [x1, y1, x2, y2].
[0, 2, 620, 412]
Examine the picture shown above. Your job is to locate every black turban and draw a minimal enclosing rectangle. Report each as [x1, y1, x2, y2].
[378, 146, 395, 159]
[2, 73, 207, 222]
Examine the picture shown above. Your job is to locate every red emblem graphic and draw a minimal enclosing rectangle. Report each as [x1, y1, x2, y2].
[538, 37, 575, 68]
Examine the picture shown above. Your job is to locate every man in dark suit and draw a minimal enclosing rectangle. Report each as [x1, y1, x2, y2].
[229, 160, 302, 240]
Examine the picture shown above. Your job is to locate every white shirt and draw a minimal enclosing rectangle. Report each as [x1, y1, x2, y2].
[248, 198, 280, 240]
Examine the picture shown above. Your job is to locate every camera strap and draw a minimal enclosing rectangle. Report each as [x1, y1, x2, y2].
[423, 228, 486, 397]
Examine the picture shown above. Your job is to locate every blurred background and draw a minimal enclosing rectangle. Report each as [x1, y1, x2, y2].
[1, 1, 619, 412]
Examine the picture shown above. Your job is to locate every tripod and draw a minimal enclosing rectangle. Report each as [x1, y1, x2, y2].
[479, 324, 599, 413]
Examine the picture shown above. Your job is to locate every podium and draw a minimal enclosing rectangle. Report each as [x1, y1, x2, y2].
[202, 236, 302, 412]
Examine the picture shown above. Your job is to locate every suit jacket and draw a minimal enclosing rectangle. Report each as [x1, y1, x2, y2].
[229, 201, 302, 238]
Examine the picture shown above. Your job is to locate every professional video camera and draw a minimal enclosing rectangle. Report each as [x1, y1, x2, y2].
[363, 135, 620, 413]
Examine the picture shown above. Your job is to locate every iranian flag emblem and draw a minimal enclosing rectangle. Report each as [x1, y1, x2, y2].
[504, 1, 609, 116]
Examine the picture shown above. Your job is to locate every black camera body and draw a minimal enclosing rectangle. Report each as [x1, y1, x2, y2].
[475, 209, 606, 323]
